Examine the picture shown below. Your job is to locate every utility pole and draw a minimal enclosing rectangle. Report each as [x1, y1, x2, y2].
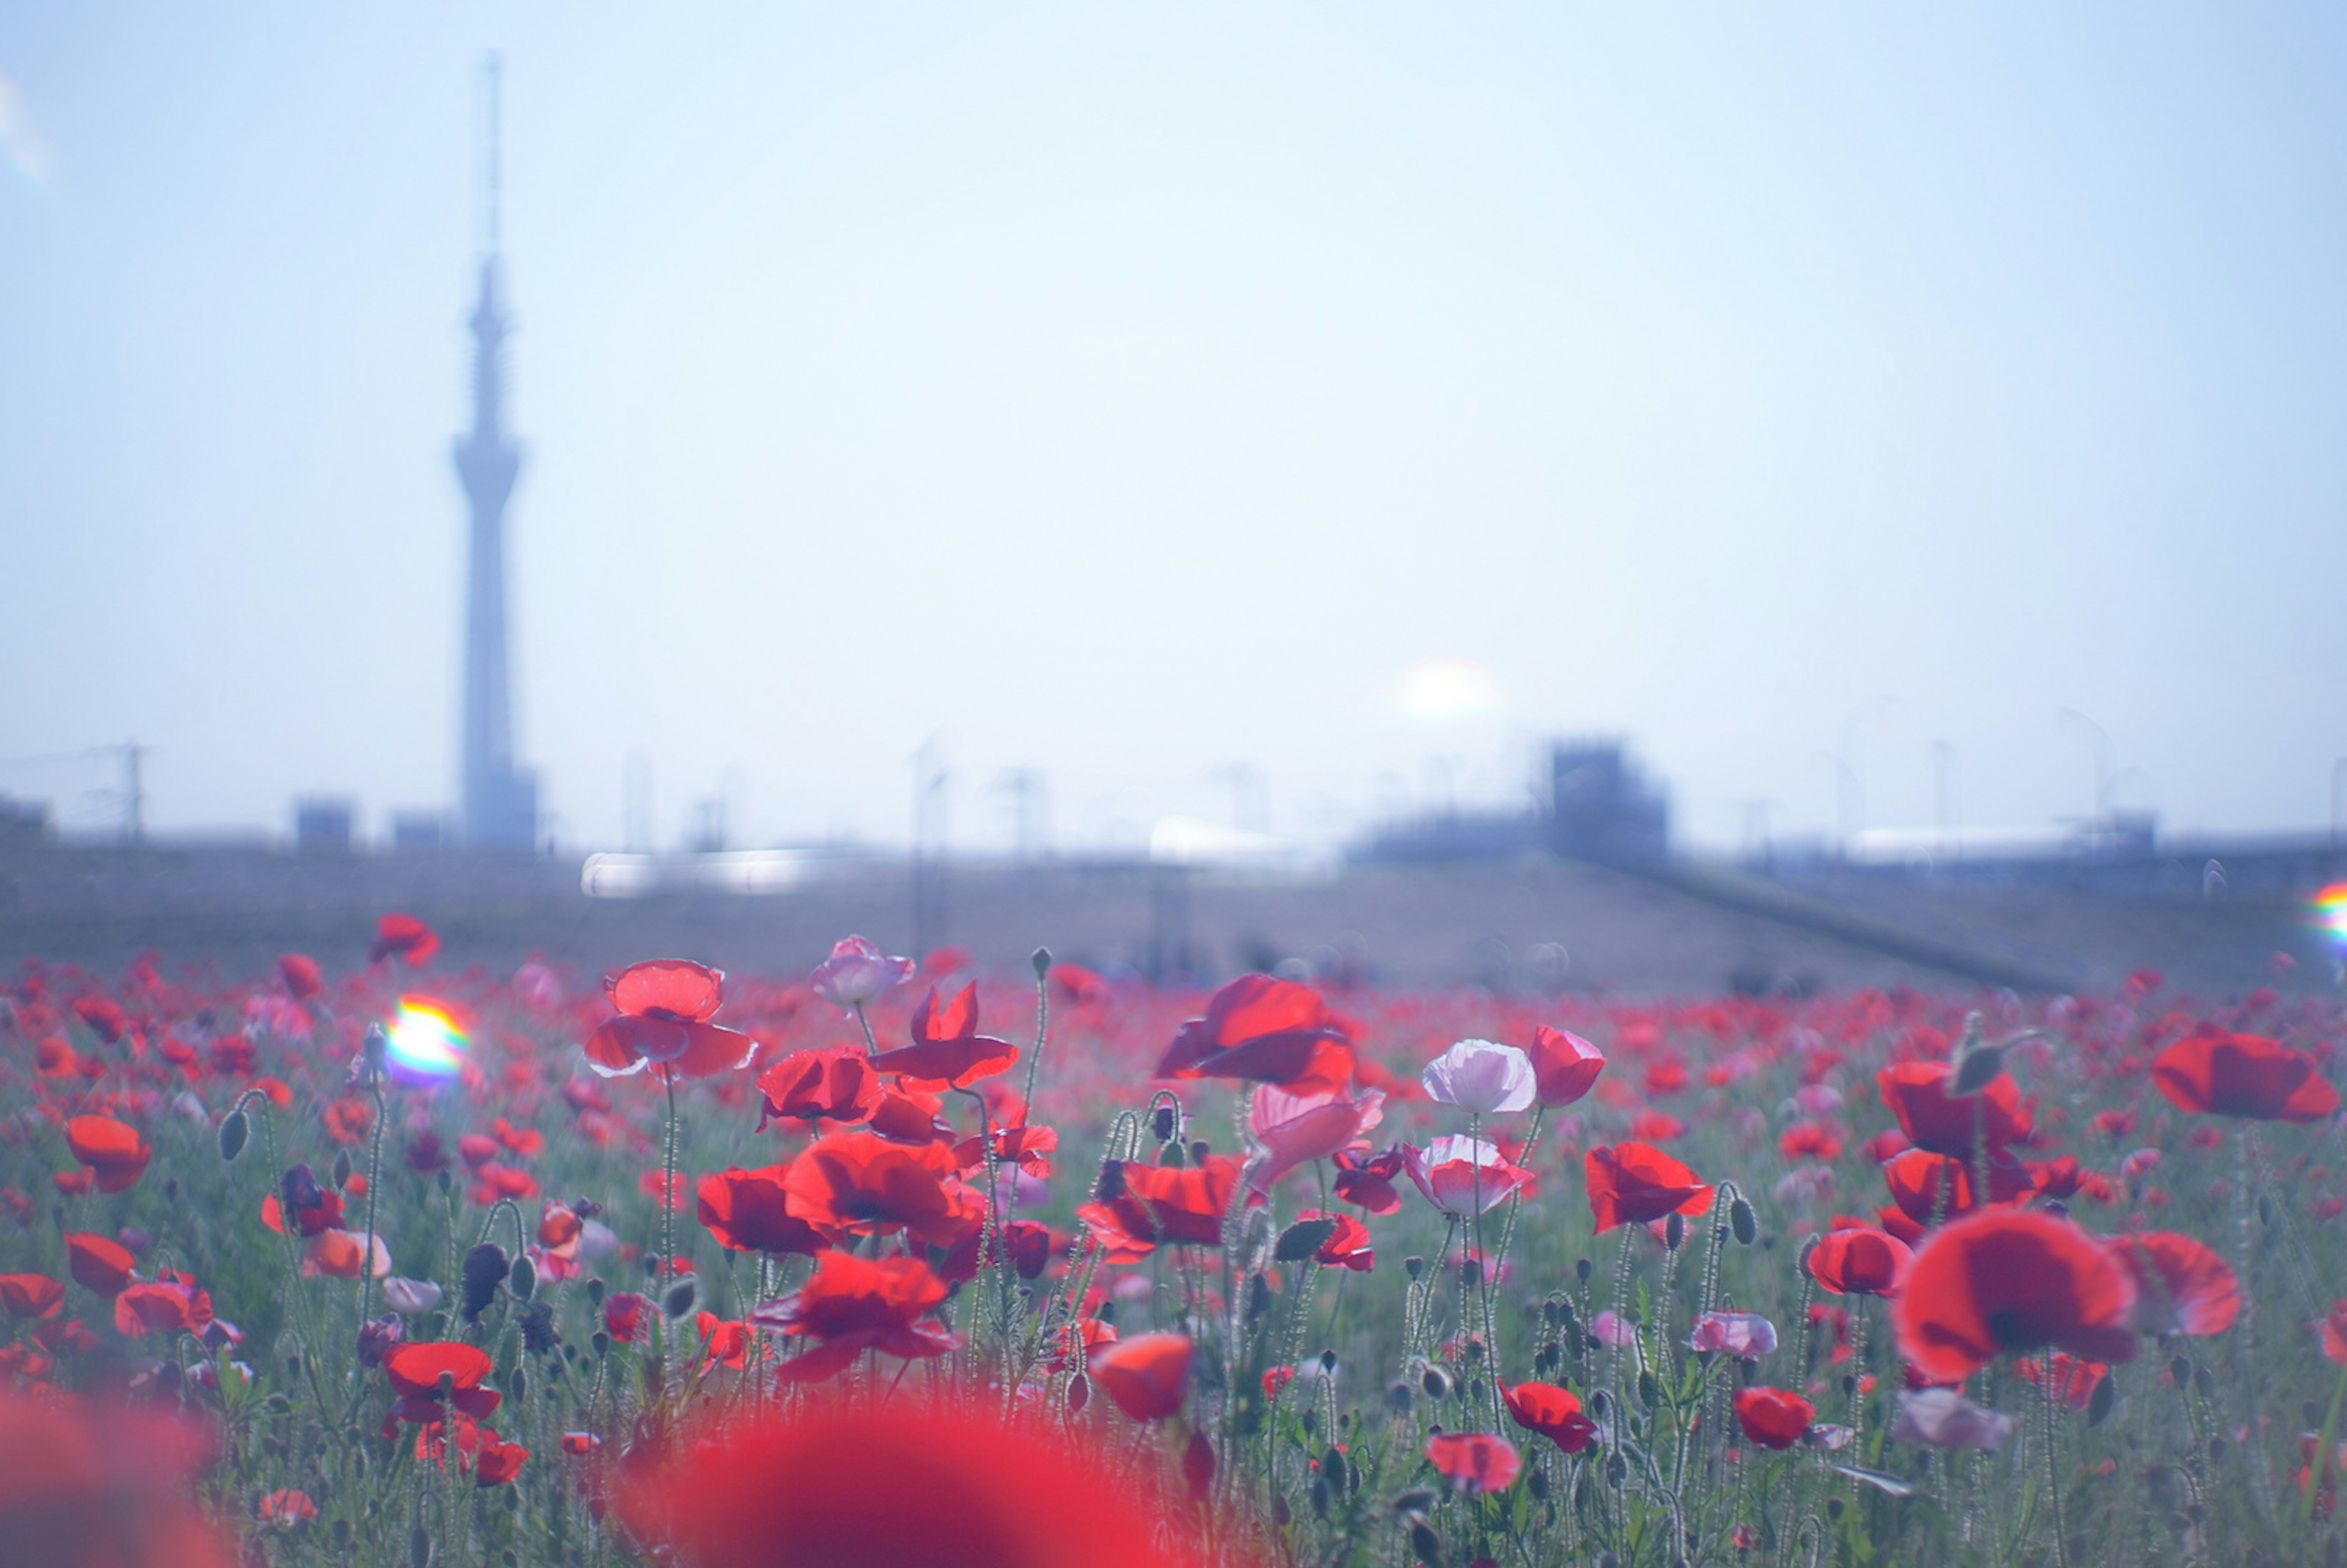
[121, 742, 147, 844]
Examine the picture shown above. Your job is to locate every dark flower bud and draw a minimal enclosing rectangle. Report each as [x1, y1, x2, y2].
[1158, 1141, 1186, 1169]
[1576, 1257, 1594, 1284]
[1065, 1374, 1089, 1415]
[1951, 1043, 2007, 1097]
[1095, 1162, 1128, 1202]
[1421, 1365, 1452, 1401]
[217, 1110, 250, 1162]
[330, 1150, 353, 1189]
[1386, 1379, 1414, 1415]
[586, 1277, 607, 1307]
[1409, 1521, 1442, 1567]
[509, 1368, 527, 1404]
[1031, 947, 1052, 979]
[1309, 1478, 1329, 1517]
[591, 1331, 610, 1358]
[1730, 1198, 1757, 1245]
[1320, 1349, 1338, 1373]
[1187, 1138, 1210, 1165]
[663, 1278, 699, 1320]
[1664, 1212, 1686, 1251]
[1394, 1487, 1438, 1519]
[410, 1525, 433, 1568]
[1095, 1300, 1115, 1324]
[508, 1254, 537, 1302]
[1151, 1105, 1178, 1143]
[1275, 1217, 1339, 1262]
[1405, 1256, 1426, 1280]
[1529, 1465, 1551, 1500]
[518, 1301, 562, 1356]
[461, 1243, 509, 1322]
[281, 1164, 325, 1214]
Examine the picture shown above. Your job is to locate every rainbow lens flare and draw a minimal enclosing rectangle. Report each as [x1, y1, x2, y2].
[386, 996, 466, 1081]
[2314, 883, 2347, 948]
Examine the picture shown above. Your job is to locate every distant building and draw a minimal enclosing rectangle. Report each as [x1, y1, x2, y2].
[293, 796, 355, 855]
[0, 795, 52, 849]
[1356, 739, 1672, 868]
[391, 811, 452, 854]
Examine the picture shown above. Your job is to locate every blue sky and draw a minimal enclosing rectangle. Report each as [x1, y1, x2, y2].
[4, 4, 2346, 853]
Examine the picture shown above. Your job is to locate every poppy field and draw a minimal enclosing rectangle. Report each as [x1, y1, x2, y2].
[2, 918, 2345, 1568]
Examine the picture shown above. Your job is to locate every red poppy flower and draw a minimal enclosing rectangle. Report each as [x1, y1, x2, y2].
[865, 985, 1019, 1090]
[1153, 975, 1356, 1096]
[1804, 1226, 1912, 1297]
[615, 1404, 1200, 1568]
[1331, 1147, 1406, 1214]
[278, 953, 324, 999]
[258, 1489, 318, 1526]
[1732, 1387, 1815, 1450]
[2151, 1030, 2339, 1123]
[64, 1234, 133, 1297]
[63, 1116, 150, 1194]
[604, 1292, 648, 1343]
[1089, 1332, 1195, 1420]
[585, 959, 756, 1080]
[1584, 1143, 1713, 1233]
[953, 1123, 1060, 1181]
[473, 1432, 528, 1487]
[1424, 1432, 1521, 1495]
[71, 995, 129, 1043]
[384, 1341, 502, 1425]
[1881, 1148, 2034, 1229]
[370, 912, 439, 967]
[2105, 1231, 2239, 1336]
[698, 1167, 839, 1256]
[2320, 1301, 2347, 1364]
[1074, 1156, 1239, 1261]
[1876, 1061, 2032, 1157]
[752, 1251, 955, 1382]
[1502, 1382, 1596, 1453]
[1527, 1025, 1606, 1107]
[1892, 1208, 2138, 1383]
[782, 1132, 973, 1247]
[114, 1271, 211, 1338]
[756, 1047, 884, 1128]
[0, 1275, 62, 1320]
[1296, 1209, 1375, 1272]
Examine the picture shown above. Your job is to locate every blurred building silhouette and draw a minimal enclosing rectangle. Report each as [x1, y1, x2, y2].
[454, 57, 538, 852]
[1357, 739, 1671, 868]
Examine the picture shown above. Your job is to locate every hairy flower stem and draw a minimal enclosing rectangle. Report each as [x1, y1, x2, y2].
[2040, 1359, 2068, 1568]
[659, 1070, 680, 1369]
[2233, 1127, 2277, 1523]
[358, 1069, 389, 1327]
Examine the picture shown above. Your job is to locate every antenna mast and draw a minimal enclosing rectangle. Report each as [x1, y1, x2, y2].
[479, 53, 502, 259]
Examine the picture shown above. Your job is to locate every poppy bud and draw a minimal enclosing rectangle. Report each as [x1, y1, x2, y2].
[1320, 1349, 1339, 1373]
[435, 1169, 452, 1195]
[1386, 1380, 1414, 1415]
[663, 1278, 698, 1320]
[1730, 1198, 1757, 1245]
[510, 1368, 527, 1404]
[1065, 1374, 1089, 1415]
[1420, 1365, 1452, 1401]
[1031, 947, 1052, 979]
[410, 1525, 433, 1568]
[1826, 1497, 1844, 1522]
[1182, 1429, 1215, 1500]
[1094, 1161, 1127, 1201]
[1309, 1478, 1329, 1517]
[1529, 1465, 1551, 1500]
[586, 1278, 607, 1307]
[364, 1025, 389, 1079]
[591, 1332, 610, 1358]
[331, 1150, 353, 1189]
[1576, 1257, 1593, 1284]
[2087, 1375, 2115, 1428]
[1409, 1522, 1442, 1567]
[1665, 1213, 1686, 1251]
[1405, 1256, 1426, 1280]
[508, 1255, 536, 1302]
[1951, 1044, 2007, 1097]
[2170, 1355, 2192, 1388]
[1188, 1138, 1210, 1165]
[461, 1243, 509, 1321]
[1639, 1369, 1660, 1409]
[1462, 1258, 1483, 1288]
[1394, 1487, 1437, 1519]
[218, 1110, 250, 1162]
[1095, 1300, 1115, 1324]
[1322, 1446, 1348, 1492]
[1151, 1105, 1178, 1142]
[1275, 1217, 1339, 1262]
[1159, 1141, 1186, 1169]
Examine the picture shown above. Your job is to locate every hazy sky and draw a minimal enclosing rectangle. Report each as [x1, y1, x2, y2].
[6, 4, 2347, 855]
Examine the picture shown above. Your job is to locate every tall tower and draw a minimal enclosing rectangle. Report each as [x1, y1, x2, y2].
[454, 55, 537, 851]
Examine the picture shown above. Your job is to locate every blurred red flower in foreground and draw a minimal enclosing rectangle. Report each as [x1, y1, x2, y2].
[1585, 1142, 1713, 1232]
[0, 1390, 233, 1568]
[1876, 1061, 2032, 1157]
[1155, 975, 1356, 1096]
[64, 1116, 151, 1194]
[754, 1251, 955, 1382]
[618, 1403, 1200, 1568]
[1892, 1207, 2138, 1383]
[1732, 1387, 1815, 1449]
[1089, 1331, 1196, 1420]
[0, 1273, 64, 1319]
[867, 984, 1019, 1090]
[586, 959, 757, 1081]
[2105, 1231, 2238, 1336]
[369, 912, 438, 967]
[1424, 1431, 1520, 1494]
[2150, 1030, 2339, 1123]
[1502, 1381, 1596, 1453]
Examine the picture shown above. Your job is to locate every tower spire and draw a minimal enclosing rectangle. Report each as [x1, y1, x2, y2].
[454, 53, 535, 851]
